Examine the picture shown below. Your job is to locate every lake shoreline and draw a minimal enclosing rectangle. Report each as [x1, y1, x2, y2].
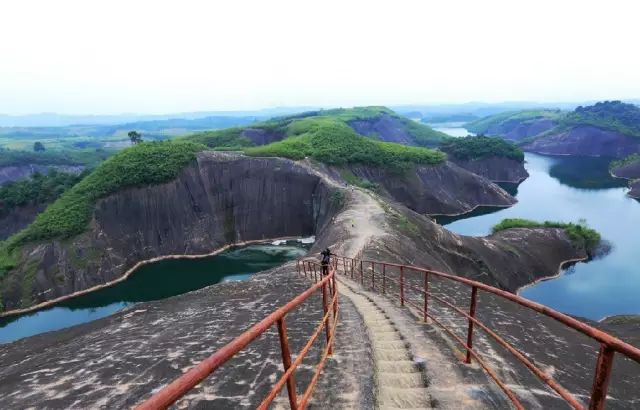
[0, 236, 310, 319]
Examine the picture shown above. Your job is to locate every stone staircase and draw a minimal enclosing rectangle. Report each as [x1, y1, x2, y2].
[339, 282, 433, 409]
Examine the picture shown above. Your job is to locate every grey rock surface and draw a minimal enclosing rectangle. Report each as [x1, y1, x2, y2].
[524, 125, 640, 158]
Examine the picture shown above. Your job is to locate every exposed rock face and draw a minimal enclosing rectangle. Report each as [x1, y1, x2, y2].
[0, 152, 340, 311]
[347, 113, 417, 144]
[448, 156, 529, 183]
[611, 159, 640, 180]
[0, 204, 46, 241]
[0, 164, 84, 185]
[337, 161, 516, 216]
[486, 118, 556, 141]
[524, 125, 640, 158]
[611, 159, 640, 198]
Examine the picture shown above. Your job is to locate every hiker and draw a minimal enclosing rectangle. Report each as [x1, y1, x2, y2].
[320, 248, 334, 276]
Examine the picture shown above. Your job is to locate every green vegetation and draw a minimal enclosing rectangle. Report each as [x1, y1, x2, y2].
[0, 169, 86, 216]
[491, 218, 601, 252]
[338, 168, 378, 190]
[610, 154, 640, 170]
[465, 109, 563, 135]
[245, 117, 446, 172]
[439, 136, 524, 162]
[0, 148, 114, 168]
[561, 101, 640, 137]
[4, 141, 205, 250]
[184, 106, 448, 150]
[184, 127, 257, 150]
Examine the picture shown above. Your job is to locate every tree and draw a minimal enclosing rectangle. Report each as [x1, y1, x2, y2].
[33, 141, 45, 152]
[128, 131, 143, 145]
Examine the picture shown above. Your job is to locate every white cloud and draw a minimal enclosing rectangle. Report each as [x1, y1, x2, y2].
[1, 0, 638, 114]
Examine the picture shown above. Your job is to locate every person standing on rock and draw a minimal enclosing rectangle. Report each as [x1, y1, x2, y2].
[321, 248, 334, 276]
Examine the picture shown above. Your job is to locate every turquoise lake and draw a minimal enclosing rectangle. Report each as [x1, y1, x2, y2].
[0, 241, 309, 343]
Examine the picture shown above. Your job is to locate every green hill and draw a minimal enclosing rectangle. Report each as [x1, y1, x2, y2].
[439, 136, 524, 162]
[184, 106, 449, 149]
[560, 101, 640, 137]
[465, 109, 563, 135]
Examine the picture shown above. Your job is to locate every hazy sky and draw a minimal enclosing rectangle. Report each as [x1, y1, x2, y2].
[1, 0, 639, 114]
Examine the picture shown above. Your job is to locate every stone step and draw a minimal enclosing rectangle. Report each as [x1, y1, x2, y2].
[379, 372, 425, 388]
[378, 360, 420, 373]
[375, 349, 411, 361]
[373, 340, 407, 350]
[378, 387, 432, 408]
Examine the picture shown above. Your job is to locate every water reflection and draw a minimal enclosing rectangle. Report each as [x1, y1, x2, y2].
[444, 153, 640, 320]
[0, 241, 309, 343]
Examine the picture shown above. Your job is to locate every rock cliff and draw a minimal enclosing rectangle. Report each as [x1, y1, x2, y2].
[524, 125, 640, 158]
[486, 118, 556, 141]
[331, 162, 516, 216]
[611, 158, 640, 198]
[447, 156, 528, 183]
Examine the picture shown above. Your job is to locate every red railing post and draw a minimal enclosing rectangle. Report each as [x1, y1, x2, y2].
[322, 281, 332, 355]
[302, 261, 307, 277]
[371, 261, 375, 290]
[360, 260, 364, 285]
[382, 264, 386, 295]
[331, 273, 338, 323]
[589, 344, 615, 410]
[400, 266, 405, 307]
[465, 286, 478, 364]
[313, 264, 318, 282]
[277, 318, 298, 410]
[423, 271, 429, 323]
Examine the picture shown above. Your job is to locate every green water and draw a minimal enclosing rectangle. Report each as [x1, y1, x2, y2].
[444, 153, 640, 320]
[0, 241, 310, 343]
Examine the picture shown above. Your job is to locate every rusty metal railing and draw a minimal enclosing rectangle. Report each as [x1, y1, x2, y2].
[136, 260, 338, 410]
[333, 255, 640, 410]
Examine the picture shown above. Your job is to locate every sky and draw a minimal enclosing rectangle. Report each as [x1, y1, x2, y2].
[1, 0, 639, 115]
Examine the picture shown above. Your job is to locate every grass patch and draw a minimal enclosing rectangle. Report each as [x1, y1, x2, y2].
[245, 117, 445, 172]
[5, 141, 205, 249]
[439, 136, 524, 162]
[492, 218, 601, 252]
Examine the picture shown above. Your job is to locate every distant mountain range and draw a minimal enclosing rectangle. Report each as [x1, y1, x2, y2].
[4, 101, 640, 128]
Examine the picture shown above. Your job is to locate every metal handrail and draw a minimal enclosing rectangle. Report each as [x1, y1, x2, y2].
[333, 255, 640, 410]
[136, 261, 338, 410]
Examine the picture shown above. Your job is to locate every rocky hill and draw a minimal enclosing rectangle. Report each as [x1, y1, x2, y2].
[439, 136, 529, 183]
[468, 102, 640, 158]
[611, 154, 640, 198]
[465, 109, 562, 141]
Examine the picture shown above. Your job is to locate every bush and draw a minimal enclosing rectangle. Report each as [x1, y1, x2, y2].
[492, 218, 601, 252]
[6, 141, 205, 248]
[439, 136, 524, 162]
